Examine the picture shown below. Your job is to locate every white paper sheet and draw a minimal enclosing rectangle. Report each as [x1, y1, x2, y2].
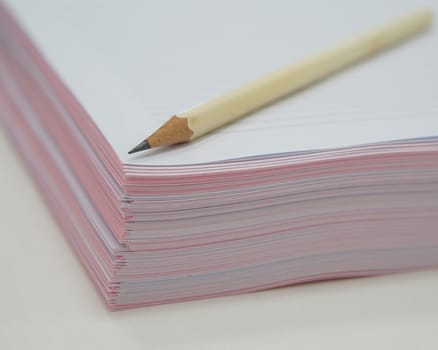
[6, 0, 438, 165]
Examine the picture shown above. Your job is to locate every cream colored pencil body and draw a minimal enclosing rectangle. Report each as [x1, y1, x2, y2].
[128, 9, 432, 154]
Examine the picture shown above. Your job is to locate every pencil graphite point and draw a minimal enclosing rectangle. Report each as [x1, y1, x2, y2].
[129, 115, 193, 154]
[128, 140, 150, 154]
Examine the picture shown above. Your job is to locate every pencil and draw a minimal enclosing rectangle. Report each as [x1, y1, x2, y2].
[128, 9, 433, 154]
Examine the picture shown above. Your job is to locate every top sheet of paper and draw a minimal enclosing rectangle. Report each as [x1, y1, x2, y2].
[6, 0, 438, 165]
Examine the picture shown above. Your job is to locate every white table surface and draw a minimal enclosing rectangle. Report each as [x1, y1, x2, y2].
[0, 126, 437, 350]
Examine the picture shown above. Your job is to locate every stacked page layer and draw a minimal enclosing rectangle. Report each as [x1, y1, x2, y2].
[0, 1, 438, 310]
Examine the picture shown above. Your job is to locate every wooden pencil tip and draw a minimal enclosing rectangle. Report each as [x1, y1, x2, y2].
[128, 140, 151, 154]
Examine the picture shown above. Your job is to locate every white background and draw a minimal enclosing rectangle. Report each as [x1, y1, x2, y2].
[0, 127, 437, 349]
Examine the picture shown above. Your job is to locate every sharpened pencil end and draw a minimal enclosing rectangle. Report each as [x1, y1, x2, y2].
[128, 140, 151, 154]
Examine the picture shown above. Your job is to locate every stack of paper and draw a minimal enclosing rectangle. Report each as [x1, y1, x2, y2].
[0, 0, 437, 310]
